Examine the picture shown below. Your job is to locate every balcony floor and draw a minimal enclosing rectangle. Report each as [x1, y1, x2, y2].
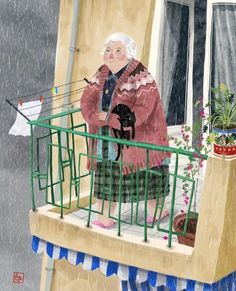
[68, 155, 205, 244]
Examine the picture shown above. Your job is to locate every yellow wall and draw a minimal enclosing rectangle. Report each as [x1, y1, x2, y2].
[50, 257, 120, 291]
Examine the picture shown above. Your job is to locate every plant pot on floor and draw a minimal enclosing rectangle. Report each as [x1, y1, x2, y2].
[173, 212, 198, 247]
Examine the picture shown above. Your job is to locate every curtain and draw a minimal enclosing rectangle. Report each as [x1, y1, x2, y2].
[211, 4, 236, 94]
[160, 1, 186, 116]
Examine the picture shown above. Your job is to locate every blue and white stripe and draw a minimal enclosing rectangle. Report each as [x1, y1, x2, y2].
[32, 236, 236, 291]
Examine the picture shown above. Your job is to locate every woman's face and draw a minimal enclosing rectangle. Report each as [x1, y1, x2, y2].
[103, 41, 128, 68]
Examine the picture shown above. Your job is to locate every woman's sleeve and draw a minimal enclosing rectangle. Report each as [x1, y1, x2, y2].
[133, 72, 168, 143]
[106, 112, 121, 129]
[80, 73, 107, 127]
[132, 71, 164, 128]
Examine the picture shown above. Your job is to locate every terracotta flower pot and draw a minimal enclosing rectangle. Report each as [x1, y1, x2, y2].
[173, 213, 197, 247]
[213, 143, 236, 158]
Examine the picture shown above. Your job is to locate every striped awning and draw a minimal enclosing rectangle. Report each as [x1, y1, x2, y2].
[32, 236, 236, 291]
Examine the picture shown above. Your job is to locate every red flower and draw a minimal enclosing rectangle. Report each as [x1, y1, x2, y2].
[193, 153, 198, 158]
[186, 164, 192, 170]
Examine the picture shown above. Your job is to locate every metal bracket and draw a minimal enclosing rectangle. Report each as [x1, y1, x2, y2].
[69, 47, 80, 53]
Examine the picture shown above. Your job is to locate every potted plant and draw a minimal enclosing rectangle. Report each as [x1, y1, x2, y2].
[173, 211, 198, 247]
[206, 84, 236, 157]
[169, 98, 210, 247]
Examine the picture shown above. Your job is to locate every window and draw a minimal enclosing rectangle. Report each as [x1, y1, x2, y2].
[203, 0, 236, 108]
[149, 0, 194, 130]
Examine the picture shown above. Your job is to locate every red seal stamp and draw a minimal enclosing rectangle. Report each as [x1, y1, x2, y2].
[13, 272, 24, 283]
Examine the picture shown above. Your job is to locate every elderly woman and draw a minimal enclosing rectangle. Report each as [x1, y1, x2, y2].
[81, 32, 170, 228]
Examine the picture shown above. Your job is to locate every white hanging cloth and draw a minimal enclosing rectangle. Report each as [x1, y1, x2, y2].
[9, 100, 42, 136]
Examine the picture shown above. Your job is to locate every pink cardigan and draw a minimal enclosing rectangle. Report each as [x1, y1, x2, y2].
[81, 59, 170, 174]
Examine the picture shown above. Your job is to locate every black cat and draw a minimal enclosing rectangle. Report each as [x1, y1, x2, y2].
[111, 104, 136, 161]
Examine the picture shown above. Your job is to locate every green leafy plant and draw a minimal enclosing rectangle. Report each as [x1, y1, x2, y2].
[206, 83, 236, 130]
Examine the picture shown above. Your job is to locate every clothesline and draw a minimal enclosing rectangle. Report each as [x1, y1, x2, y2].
[20, 87, 85, 111]
[26, 98, 82, 117]
[8, 78, 86, 101]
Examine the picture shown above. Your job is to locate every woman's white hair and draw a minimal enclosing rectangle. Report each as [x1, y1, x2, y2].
[102, 32, 137, 59]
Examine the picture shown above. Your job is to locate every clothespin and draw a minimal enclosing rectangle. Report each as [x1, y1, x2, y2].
[39, 95, 44, 102]
[18, 99, 23, 106]
[51, 87, 58, 95]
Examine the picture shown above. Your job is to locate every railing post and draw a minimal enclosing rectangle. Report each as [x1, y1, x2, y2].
[48, 120, 55, 204]
[30, 124, 36, 211]
[144, 149, 150, 242]
[57, 131, 64, 219]
[168, 152, 179, 248]
[70, 113, 78, 197]
[86, 139, 95, 227]
[117, 154, 123, 236]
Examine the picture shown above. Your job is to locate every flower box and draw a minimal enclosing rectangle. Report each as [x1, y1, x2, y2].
[213, 143, 236, 158]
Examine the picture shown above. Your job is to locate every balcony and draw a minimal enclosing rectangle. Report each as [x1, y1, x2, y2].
[29, 108, 236, 290]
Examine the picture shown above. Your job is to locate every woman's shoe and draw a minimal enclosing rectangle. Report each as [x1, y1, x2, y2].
[103, 220, 116, 229]
[92, 220, 115, 229]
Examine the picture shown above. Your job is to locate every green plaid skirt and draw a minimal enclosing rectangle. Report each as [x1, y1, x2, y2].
[94, 126, 170, 203]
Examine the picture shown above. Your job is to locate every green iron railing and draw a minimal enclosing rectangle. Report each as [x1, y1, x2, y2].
[29, 108, 207, 247]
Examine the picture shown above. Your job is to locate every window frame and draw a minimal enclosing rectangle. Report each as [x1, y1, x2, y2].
[148, 0, 195, 134]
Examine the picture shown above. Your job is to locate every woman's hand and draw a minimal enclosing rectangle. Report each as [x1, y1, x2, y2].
[96, 111, 107, 121]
